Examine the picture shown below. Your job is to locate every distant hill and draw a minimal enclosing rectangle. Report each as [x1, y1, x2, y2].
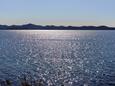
[0, 24, 115, 30]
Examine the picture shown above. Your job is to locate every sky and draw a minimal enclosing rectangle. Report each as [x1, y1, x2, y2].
[0, 0, 115, 26]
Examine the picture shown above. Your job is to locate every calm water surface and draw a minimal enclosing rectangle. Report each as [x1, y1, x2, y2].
[0, 30, 115, 86]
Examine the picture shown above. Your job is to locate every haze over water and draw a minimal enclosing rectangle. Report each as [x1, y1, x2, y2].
[0, 30, 115, 86]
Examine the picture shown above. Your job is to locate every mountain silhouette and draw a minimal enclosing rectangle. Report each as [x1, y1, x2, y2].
[0, 24, 115, 30]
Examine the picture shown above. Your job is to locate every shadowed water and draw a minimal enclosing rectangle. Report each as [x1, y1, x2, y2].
[0, 30, 115, 86]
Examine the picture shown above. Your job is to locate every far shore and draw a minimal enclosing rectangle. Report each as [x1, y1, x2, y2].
[0, 24, 115, 30]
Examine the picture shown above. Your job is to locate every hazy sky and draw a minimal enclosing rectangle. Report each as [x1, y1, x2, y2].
[0, 0, 115, 26]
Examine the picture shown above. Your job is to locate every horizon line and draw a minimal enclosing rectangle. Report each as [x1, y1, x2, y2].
[0, 23, 115, 28]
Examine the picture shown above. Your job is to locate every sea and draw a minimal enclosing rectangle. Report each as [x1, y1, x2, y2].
[0, 30, 115, 86]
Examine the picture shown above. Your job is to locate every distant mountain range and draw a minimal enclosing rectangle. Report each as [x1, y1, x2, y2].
[0, 24, 115, 30]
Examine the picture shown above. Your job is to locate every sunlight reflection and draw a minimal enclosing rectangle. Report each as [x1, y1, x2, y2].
[12, 30, 96, 40]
